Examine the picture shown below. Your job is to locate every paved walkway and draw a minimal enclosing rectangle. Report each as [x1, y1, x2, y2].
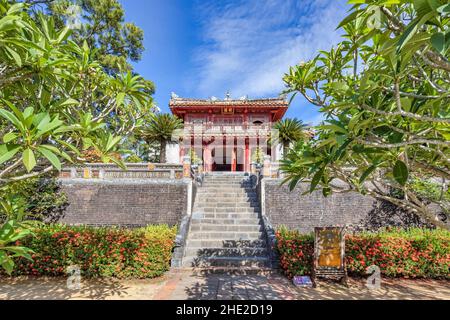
[1, 270, 449, 300]
[154, 269, 450, 300]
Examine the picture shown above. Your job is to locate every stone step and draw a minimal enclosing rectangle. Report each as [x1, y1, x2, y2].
[185, 239, 266, 248]
[205, 171, 249, 178]
[190, 224, 262, 232]
[199, 187, 255, 193]
[203, 178, 249, 180]
[195, 207, 259, 213]
[196, 198, 258, 205]
[196, 195, 258, 201]
[202, 182, 253, 186]
[189, 267, 276, 276]
[184, 247, 268, 258]
[195, 201, 259, 207]
[197, 193, 257, 199]
[190, 218, 260, 225]
[188, 231, 264, 240]
[196, 213, 259, 219]
[197, 193, 257, 198]
[203, 181, 250, 184]
[183, 256, 270, 268]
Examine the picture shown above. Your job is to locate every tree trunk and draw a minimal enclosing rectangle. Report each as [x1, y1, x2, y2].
[160, 139, 166, 163]
[283, 142, 289, 159]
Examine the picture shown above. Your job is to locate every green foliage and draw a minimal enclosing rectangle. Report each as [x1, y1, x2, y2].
[0, 0, 155, 274]
[8, 224, 177, 278]
[189, 149, 202, 165]
[45, 0, 151, 77]
[0, 177, 67, 222]
[411, 177, 450, 203]
[125, 154, 143, 163]
[282, 0, 450, 229]
[251, 147, 264, 164]
[0, 0, 151, 184]
[139, 113, 184, 163]
[0, 220, 34, 275]
[276, 227, 450, 279]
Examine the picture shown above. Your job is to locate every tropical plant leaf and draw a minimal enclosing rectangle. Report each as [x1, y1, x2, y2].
[393, 160, 408, 186]
[22, 148, 36, 172]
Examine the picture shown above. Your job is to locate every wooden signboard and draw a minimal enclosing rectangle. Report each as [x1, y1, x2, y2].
[312, 227, 347, 286]
[222, 107, 234, 115]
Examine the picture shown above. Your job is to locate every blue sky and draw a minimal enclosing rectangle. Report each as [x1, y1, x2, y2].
[120, 0, 349, 125]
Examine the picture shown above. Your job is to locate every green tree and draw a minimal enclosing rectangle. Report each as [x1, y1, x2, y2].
[282, 0, 450, 229]
[0, 1, 153, 272]
[273, 118, 309, 157]
[139, 114, 183, 163]
[25, 0, 152, 79]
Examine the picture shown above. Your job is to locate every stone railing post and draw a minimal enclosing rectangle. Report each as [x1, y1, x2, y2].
[263, 155, 271, 177]
[183, 155, 191, 178]
[70, 168, 77, 178]
[170, 169, 175, 179]
[83, 167, 92, 179]
[272, 161, 280, 178]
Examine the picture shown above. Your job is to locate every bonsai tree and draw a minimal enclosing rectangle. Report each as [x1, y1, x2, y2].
[273, 118, 309, 157]
[140, 113, 183, 163]
[252, 147, 264, 165]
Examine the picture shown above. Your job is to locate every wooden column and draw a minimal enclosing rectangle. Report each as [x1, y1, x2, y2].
[245, 137, 250, 172]
[231, 137, 237, 172]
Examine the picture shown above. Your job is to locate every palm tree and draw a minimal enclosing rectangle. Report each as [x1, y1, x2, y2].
[140, 113, 184, 163]
[273, 118, 308, 157]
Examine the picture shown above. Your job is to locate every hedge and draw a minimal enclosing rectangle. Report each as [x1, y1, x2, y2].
[276, 227, 450, 279]
[9, 224, 177, 278]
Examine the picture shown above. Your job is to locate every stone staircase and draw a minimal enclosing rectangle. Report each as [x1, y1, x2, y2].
[182, 173, 270, 270]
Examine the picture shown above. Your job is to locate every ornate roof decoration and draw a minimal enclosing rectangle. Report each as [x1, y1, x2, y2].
[169, 96, 288, 107]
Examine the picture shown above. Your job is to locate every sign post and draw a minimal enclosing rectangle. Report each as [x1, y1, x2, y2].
[312, 227, 347, 287]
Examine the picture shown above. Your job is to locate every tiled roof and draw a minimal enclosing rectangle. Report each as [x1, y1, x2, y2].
[169, 96, 288, 107]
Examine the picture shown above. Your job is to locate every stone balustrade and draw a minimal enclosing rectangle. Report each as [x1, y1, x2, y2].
[59, 163, 184, 180]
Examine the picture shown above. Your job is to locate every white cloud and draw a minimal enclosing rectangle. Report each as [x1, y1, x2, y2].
[191, 0, 349, 99]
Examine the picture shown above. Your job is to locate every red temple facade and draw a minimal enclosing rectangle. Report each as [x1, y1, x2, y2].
[169, 94, 288, 172]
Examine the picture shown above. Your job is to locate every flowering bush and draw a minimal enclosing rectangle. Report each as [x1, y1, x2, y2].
[275, 227, 314, 279]
[276, 227, 449, 279]
[8, 224, 177, 278]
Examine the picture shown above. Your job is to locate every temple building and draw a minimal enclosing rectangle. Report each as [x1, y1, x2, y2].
[167, 93, 289, 172]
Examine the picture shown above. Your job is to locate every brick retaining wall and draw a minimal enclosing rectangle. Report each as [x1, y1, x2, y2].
[262, 179, 427, 233]
[59, 179, 190, 227]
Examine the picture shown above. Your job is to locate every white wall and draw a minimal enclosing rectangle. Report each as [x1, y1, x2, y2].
[166, 141, 180, 164]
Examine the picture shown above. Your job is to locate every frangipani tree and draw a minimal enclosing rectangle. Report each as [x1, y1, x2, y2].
[282, 0, 450, 229]
[0, 1, 155, 184]
[0, 1, 154, 273]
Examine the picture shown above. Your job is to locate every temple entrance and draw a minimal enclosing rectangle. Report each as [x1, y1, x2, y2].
[209, 142, 244, 172]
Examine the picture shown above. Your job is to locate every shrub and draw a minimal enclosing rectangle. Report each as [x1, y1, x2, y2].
[126, 154, 143, 163]
[10, 224, 177, 278]
[276, 227, 450, 279]
[275, 226, 314, 279]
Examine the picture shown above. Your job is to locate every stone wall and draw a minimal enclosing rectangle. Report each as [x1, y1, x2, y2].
[59, 179, 191, 227]
[262, 178, 426, 233]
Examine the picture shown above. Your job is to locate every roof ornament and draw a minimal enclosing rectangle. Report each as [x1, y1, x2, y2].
[170, 92, 179, 99]
[210, 96, 218, 101]
[224, 91, 231, 101]
[279, 92, 288, 100]
[239, 95, 248, 101]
